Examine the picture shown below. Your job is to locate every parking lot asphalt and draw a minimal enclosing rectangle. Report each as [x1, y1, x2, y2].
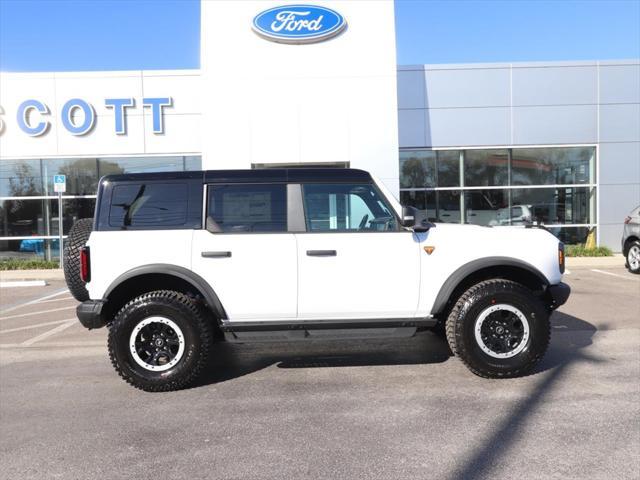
[0, 268, 638, 480]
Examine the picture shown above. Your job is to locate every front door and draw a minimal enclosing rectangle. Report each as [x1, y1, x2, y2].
[295, 182, 421, 320]
[191, 183, 297, 321]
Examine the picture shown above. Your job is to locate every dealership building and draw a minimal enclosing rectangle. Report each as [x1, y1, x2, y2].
[1, 1, 638, 259]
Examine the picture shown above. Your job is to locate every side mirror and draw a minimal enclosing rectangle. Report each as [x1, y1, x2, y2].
[401, 206, 434, 232]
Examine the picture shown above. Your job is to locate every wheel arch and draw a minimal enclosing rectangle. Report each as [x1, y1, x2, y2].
[431, 257, 550, 316]
[103, 264, 227, 325]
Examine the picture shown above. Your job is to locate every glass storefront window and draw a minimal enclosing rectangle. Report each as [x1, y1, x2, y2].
[464, 149, 509, 186]
[437, 150, 460, 187]
[464, 189, 509, 226]
[399, 147, 597, 244]
[98, 156, 186, 176]
[511, 187, 591, 225]
[42, 158, 98, 195]
[0, 198, 96, 238]
[511, 147, 594, 185]
[401, 190, 462, 223]
[0, 159, 44, 197]
[400, 151, 436, 188]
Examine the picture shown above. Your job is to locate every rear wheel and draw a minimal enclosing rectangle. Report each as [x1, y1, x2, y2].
[626, 240, 640, 274]
[108, 290, 213, 392]
[446, 279, 550, 378]
[63, 218, 93, 301]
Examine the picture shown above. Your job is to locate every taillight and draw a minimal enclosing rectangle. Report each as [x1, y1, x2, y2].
[80, 247, 91, 282]
[624, 216, 631, 224]
[558, 242, 565, 274]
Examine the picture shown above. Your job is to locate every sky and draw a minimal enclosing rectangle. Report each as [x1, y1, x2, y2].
[0, 0, 638, 72]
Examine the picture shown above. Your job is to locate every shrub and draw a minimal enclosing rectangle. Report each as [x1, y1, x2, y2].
[565, 245, 613, 257]
[0, 259, 60, 270]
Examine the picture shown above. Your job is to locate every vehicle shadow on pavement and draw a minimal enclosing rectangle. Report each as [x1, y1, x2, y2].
[196, 331, 452, 386]
[447, 311, 603, 480]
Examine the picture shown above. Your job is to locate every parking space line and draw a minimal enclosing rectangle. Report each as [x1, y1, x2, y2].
[0, 305, 76, 321]
[0, 318, 76, 335]
[36, 296, 74, 305]
[0, 340, 104, 349]
[591, 269, 638, 281]
[20, 320, 77, 346]
[0, 288, 69, 314]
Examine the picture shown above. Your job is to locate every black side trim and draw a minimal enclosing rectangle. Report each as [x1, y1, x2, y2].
[221, 317, 437, 332]
[103, 264, 227, 320]
[76, 300, 107, 329]
[430, 257, 550, 315]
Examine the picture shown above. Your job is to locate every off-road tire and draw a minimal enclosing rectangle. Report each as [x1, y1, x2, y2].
[625, 240, 640, 274]
[108, 290, 213, 392]
[445, 279, 550, 378]
[63, 218, 93, 301]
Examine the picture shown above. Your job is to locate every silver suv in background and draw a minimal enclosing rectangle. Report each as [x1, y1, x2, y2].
[622, 206, 640, 274]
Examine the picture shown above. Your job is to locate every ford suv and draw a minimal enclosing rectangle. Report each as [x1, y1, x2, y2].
[64, 168, 570, 391]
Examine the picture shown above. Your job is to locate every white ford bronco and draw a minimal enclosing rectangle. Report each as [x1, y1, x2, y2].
[64, 168, 570, 391]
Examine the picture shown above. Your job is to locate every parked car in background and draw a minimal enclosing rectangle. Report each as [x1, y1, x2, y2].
[496, 205, 533, 226]
[622, 206, 640, 274]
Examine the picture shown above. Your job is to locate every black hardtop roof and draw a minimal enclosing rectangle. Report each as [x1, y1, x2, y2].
[100, 168, 372, 185]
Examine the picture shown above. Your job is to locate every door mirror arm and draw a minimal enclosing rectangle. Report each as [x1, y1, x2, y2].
[401, 206, 435, 233]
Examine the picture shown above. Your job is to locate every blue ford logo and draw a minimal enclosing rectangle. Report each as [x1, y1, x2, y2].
[252, 4, 347, 44]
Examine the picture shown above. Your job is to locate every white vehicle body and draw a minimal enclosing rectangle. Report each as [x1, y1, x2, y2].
[69, 168, 570, 390]
[83, 170, 564, 325]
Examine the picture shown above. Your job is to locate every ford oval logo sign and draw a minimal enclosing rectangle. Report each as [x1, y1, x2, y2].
[252, 5, 347, 44]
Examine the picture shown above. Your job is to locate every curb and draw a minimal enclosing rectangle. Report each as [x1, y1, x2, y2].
[0, 269, 65, 281]
[566, 254, 625, 268]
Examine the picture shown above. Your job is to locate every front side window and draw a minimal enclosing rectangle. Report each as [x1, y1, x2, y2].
[109, 183, 188, 228]
[302, 183, 397, 232]
[207, 184, 287, 233]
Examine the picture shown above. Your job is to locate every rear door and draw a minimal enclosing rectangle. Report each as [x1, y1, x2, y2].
[295, 182, 421, 320]
[191, 183, 297, 320]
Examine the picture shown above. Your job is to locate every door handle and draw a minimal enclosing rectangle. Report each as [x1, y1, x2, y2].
[201, 251, 232, 258]
[306, 250, 337, 257]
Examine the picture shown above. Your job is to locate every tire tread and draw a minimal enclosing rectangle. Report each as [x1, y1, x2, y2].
[107, 290, 213, 392]
[445, 279, 550, 378]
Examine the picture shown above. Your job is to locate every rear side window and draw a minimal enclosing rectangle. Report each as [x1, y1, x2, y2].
[207, 184, 287, 233]
[109, 183, 188, 228]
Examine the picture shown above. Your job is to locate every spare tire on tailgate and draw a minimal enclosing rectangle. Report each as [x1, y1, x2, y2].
[64, 218, 93, 301]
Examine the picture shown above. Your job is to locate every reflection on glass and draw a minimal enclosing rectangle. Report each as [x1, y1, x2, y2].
[400, 151, 435, 188]
[511, 147, 594, 185]
[464, 149, 509, 186]
[0, 159, 43, 197]
[98, 156, 185, 176]
[437, 150, 460, 187]
[43, 158, 98, 195]
[464, 189, 509, 226]
[0, 198, 96, 237]
[184, 156, 202, 171]
[511, 187, 591, 225]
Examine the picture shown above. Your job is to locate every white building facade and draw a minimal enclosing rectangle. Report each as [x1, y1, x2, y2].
[0, 1, 638, 258]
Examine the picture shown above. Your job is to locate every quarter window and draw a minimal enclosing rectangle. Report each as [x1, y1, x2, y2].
[109, 183, 188, 228]
[207, 184, 287, 233]
[302, 183, 398, 232]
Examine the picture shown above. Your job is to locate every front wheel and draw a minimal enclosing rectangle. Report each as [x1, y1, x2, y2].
[108, 290, 213, 392]
[446, 279, 550, 378]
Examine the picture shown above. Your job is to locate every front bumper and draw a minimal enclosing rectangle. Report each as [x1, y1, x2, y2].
[547, 282, 571, 309]
[76, 300, 107, 329]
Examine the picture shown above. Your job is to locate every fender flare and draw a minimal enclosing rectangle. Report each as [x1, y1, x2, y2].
[430, 256, 550, 315]
[104, 264, 227, 320]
